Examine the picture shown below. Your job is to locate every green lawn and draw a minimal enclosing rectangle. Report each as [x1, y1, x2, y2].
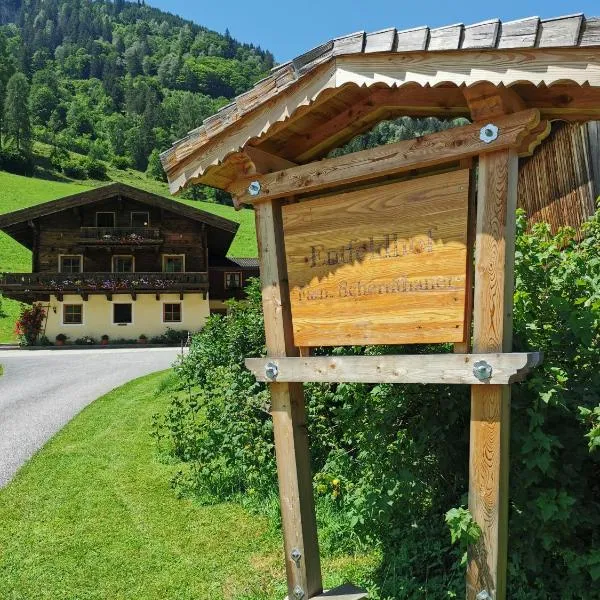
[0, 371, 376, 599]
[0, 169, 257, 342]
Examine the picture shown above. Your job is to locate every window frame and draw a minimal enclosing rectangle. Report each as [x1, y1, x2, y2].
[162, 302, 183, 324]
[62, 303, 83, 326]
[111, 254, 135, 273]
[112, 302, 133, 325]
[162, 254, 185, 273]
[58, 254, 83, 274]
[95, 211, 116, 228]
[224, 271, 243, 290]
[130, 211, 150, 227]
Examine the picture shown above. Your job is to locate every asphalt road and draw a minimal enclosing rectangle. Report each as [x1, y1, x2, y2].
[0, 347, 182, 487]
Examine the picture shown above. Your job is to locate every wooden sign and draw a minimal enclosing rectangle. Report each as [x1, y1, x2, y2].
[282, 170, 470, 346]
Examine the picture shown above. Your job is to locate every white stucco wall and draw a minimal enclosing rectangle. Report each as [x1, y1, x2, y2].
[41, 293, 209, 342]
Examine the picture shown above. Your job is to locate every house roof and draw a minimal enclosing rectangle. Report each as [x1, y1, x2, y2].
[211, 257, 260, 269]
[160, 14, 600, 194]
[0, 182, 239, 254]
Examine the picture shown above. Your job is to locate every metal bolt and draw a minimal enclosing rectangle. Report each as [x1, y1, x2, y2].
[290, 548, 302, 566]
[479, 123, 499, 143]
[248, 180, 261, 196]
[292, 585, 305, 599]
[476, 591, 492, 600]
[265, 361, 279, 380]
[473, 360, 493, 381]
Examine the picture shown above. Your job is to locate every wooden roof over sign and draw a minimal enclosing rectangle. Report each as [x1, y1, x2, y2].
[161, 14, 600, 194]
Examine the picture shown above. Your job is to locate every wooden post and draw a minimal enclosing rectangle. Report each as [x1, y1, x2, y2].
[255, 199, 323, 599]
[467, 149, 518, 600]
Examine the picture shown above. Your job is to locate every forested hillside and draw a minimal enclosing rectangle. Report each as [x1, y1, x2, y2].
[0, 0, 273, 184]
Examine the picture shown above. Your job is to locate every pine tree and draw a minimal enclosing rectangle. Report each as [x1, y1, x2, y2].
[4, 72, 32, 153]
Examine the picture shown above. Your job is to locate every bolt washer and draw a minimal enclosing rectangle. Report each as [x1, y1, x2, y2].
[473, 360, 493, 381]
[480, 123, 499, 143]
[248, 180, 261, 196]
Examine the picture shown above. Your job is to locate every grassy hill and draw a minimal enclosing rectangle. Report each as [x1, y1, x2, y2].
[0, 170, 257, 343]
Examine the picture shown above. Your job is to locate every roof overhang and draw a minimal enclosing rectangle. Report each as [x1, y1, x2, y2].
[0, 183, 239, 253]
[161, 14, 600, 194]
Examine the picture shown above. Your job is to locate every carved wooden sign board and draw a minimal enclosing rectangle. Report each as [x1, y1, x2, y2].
[282, 169, 470, 347]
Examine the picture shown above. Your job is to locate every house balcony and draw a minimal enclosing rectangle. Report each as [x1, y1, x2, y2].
[0, 272, 208, 300]
[79, 227, 163, 245]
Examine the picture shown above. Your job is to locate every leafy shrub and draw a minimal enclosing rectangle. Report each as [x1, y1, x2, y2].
[15, 304, 46, 346]
[75, 336, 96, 345]
[0, 147, 34, 176]
[112, 155, 133, 170]
[83, 157, 107, 180]
[60, 157, 87, 179]
[149, 327, 189, 345]
[156, 211, 600, 598]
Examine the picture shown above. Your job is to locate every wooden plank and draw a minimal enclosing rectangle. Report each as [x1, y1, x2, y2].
[246, 352, 543, 384]
[454, 162, 477, 353]
[580, 17, 600, 46]
[428, 24, 464, 50]
[281, 170, 470, 347]
[497, 17, 540, 49]
[255, 201, 323, 599]
[462, 20, 500, 50]
[538, 14, 584, 48]
[332, 31, 365, 56]
[233, 109, 541, 205]
[467, 149, 518, 600]
[463, 83, 526, 121]
[365, 28, 397, 53]
[395, 26, 429, 51]
[587, 121, 600, 197]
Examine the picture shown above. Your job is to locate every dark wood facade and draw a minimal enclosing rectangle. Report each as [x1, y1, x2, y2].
[0, 183, 252, 305]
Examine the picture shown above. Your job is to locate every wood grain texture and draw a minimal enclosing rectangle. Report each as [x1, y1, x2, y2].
[462, 20, 500, 49]
[428, 24, 464, 51]
[467, 150, 518, 600]
[518, 122, 597, 236]
[246, 352, 543, 384]
[538, 14, 583, 48]
[233, 109, 540, 205]
[255, 201, 323, 599]
[497, 17, 539, 49]
[281, 170, 470, 347]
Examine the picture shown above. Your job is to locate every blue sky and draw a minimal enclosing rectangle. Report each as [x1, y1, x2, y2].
[146, 1, 599, 62]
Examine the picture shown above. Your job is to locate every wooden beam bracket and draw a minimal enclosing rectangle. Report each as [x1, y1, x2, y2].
[245, 352, 543, 385]
[232, 109, 543, 206]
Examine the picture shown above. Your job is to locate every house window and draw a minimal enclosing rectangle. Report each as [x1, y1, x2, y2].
[163, 255, 185, 273]
[63, 304, 83, 325]
[113, 303, 133, 324]
[112, 255, 134, 273]
[131, 212, 149, 227]
[59, 255, 82, 273]
[163, 303, 182, 323]
[96, 212, 115, 228]
[224, 272, 242, 289]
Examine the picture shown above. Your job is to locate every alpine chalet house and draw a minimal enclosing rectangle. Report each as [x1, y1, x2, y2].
[0, 184, 258, 341]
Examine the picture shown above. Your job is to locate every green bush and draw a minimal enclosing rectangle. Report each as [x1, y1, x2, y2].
[155, 210, 600, 598]
[60, 157, 88, 179]
[111, 155, 133, 170]
[0, 147, 34, 176]
[83, 157, 108, 180]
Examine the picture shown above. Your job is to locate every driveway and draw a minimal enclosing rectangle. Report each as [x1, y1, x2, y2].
[0, 347, 182, 487]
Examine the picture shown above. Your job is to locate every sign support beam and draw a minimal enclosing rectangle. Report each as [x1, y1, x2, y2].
[466, 149, 518, 600]
[254, 199, 323, 599]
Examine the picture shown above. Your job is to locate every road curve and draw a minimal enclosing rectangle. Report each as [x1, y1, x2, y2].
[0, 347, 182, 487]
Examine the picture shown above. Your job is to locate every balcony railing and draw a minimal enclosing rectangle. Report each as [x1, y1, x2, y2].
[0, 272, 208, 293]
[79, 227, 162, 244]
